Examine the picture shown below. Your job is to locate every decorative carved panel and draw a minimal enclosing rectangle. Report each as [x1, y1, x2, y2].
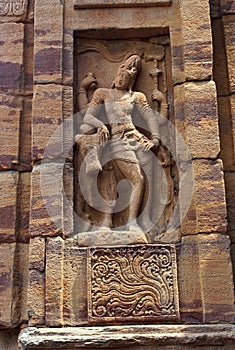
[0, 0, 27, 16]
[87, 244, 179, 323]
[74, 0, 172, 9]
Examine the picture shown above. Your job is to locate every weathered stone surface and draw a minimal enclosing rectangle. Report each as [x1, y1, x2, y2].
[181, 159, 227, 235]
[220, 0, 235, 15]
[210, 0, 221, 18]
[32, 84, 63, 161]
[178, 236, 203, 323]
[174, 81, 220, 160]
[28, 236, 45, 326]
[34, 0, 63, 83]
[0, 94, 22, 169]
[218, 96, 235, 171]
[223, 15, 235, 93]
[63, 240, 88, 326]
[18, 325, 235, 349]
[17, 173, 31, 243]
[45, 237, 64, 326]
[198, 234, 235, 323]
[74, 0, 172, 8]
[0, 172, 18, 242]
[19, 97, 33, 170]
[179, 234, 235, 324]
[78, 230, 148, 247]
[0, 243, 16, 327]
[29, 236, 45, 272]
[231, 243, 235, 298]
[193, 159, 227, 233]
[224, 172, 235, 243]
[12, 243, 29, 326]
[63, 163, 74, 236]
[27, 269, 45, 327]
[0, 23, 24, 91]
[0, 0, 29, 23]
[29, 163, 64, 237]
[212, 18, 230, 96]
[0, 329, 18, 350]
[179, 0, 213, 81]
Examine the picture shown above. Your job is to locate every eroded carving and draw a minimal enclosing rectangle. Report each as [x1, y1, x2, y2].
[0, 0, 27, 16]
[75, 39, 178, 246]
[88, 245, 179, 323]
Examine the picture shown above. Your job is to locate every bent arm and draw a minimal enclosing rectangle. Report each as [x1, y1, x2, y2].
[135, 92, 160, 139]
[83, 89, 106, 128]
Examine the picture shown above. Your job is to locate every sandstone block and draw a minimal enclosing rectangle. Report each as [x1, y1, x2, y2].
[12, 243, 29, 326]
[0, 94, 22, 169]
[24, 23, 34, 95]
[20, 97, 33, 170]
[179, 0, 213, 81]
[181, 159, 227, 235]
[0, 23, 24, 91]
[29, 236, 45, 272]
[17, 173, 31, 243]
[29, 163, 64, 237]
[28, 269, 45, 326]
[34, 0, 63, 83]
[193, 159, 227, 234]
[218, 96, 235, 171]
[45, 237, 64, 326]
[174, 81, 220, 160]
[179, 235, 235, 324]
[212, 18, 230, 96]
[63, 164, 74, 236]
[178, 236, 203, 323]
[0, 172, 18, 243]
[32, 84, 63, 161]
[63, 239, 88, 326]
[198, 234, 235, 323]
[28, 237, 45, 326]
[224, 172, 235, 243]
[223, 15, 235, 93]
[221, 0, 235, 15]
[18, 325, 235, 349]
[0, 0, 29, 23]
[0, 243, 16, 327]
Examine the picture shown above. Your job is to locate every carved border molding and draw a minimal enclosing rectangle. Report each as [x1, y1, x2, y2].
[88, 244, 179, 324]
[0, 0, 27, 16]
[74, 0, 172, 9]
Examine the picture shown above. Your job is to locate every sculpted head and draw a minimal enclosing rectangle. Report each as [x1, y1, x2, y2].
[113, 55, 142, 90]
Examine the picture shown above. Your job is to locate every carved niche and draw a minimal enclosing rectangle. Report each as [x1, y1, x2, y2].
[74, 34, 178, 246]
[0, 0, 27, 16]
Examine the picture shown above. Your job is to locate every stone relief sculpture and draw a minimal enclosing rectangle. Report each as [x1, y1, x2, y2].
[75, 45, 177, 246]
[0, 0, 27, 16]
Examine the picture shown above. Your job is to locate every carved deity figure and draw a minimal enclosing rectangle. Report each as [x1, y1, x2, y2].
[75, 55, 172, 244]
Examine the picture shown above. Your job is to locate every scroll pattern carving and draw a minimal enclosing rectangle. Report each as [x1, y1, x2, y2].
[0, 0, 27, 16]
[88, 245, 179, 323]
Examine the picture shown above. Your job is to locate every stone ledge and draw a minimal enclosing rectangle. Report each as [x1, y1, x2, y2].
[74, 0, 172, 9]
[19, 325, 235, 349]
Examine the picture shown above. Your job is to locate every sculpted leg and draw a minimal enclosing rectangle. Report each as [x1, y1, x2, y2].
[114, 159, 144, 227]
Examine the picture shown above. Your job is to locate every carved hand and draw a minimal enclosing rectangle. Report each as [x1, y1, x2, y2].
[80, 72, 97, 90]
[151, 136, 160, 149]
[98, 125, 110, 145]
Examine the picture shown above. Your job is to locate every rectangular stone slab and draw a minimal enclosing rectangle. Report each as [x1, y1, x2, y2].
[87, 244, 179, 324]
[74, 0, 172, 8]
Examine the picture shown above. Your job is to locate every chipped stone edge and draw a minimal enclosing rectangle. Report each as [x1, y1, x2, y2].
[18, 325, 235, 349]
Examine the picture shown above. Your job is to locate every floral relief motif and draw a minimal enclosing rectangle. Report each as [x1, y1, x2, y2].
[88, 245, 179, 323]
[0, 0, 27, 16]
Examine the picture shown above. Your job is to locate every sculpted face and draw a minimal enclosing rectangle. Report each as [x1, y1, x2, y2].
[114, 55, 142, 90]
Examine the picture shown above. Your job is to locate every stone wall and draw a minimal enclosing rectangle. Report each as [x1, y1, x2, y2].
[210, 0, 235, 298]
[0, 0, 235, 349]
